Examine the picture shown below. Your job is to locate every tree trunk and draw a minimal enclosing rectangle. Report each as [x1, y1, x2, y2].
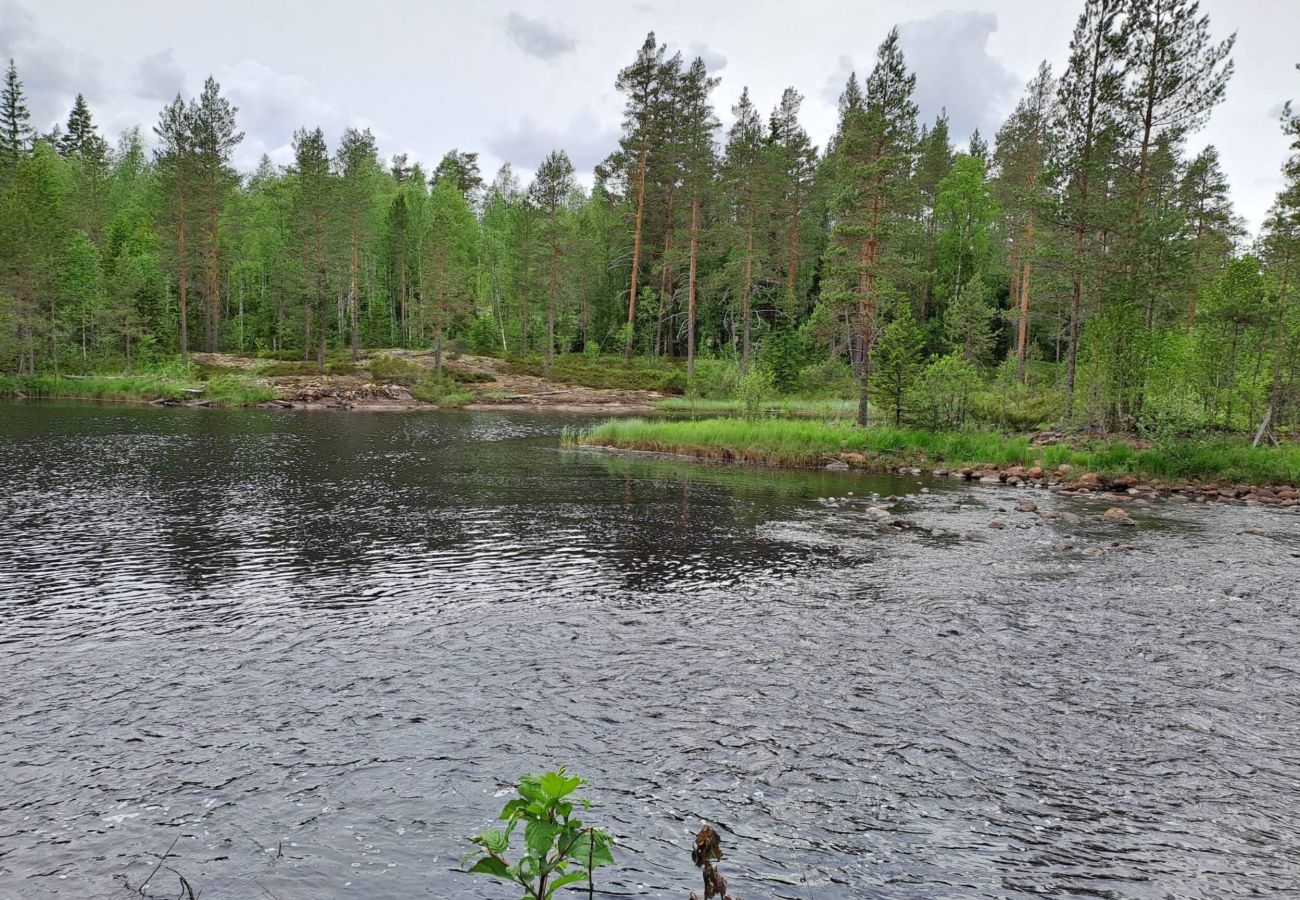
[1015, 208, 1036, 383]
[687, 195, 700, 377]
[624, 147, 648, 359]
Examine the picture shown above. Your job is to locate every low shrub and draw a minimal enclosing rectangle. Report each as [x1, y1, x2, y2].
[370, 354, 423, 384]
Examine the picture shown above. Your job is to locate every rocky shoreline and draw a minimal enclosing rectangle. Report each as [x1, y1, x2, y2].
[856, 458, 1300, 511]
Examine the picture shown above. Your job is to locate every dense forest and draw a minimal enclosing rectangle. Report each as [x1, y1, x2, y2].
[2, 0, 1299, 438]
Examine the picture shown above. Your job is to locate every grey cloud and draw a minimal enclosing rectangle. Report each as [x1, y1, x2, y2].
[666, 40, 727, 73]
[215, 59, 363, 170]
[504, 12, 576, 62]
[486, 108, 619, 175]
[133, 48, 184, 101]
[897, 11, 1019, 140]
[0, 0, 100, 130]
[821, 55, 857, 107]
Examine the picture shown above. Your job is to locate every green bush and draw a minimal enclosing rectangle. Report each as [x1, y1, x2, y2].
[909, 353, 981, 430]
[686, 358, 740, 399]
[737, 367, 776, 419]
[411, 371, 473, 407]
[370, 354, 423, 384]
[794, 357, 856, 399]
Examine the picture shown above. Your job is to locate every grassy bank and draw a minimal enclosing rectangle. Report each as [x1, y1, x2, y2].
[656, 396, 858, 418]
[1, 373, 276, 406]
[569, 417, 1300, 485]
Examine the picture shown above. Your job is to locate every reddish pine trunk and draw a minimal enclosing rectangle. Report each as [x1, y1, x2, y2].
[687, 196, 700, 376]
[624, 147, 648, 358]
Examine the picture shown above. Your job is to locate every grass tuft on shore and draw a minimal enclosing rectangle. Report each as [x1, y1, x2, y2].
[568, 417, 1300, 485]
[1, 373, 276, 406]
[656, 396, 859, 418]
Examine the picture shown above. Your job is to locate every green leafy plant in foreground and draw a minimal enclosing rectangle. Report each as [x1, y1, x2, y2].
[463, 769, 614, 899]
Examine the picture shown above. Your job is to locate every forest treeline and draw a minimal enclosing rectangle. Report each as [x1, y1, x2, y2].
[2, 0, 1299, 437]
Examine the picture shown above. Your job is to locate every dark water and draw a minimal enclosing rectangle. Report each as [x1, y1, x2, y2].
[1, 404, 1298, 900]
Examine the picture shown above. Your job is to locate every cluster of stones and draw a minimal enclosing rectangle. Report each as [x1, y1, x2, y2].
[828, 453, 1299, 511]
[267, 382, 415, 408]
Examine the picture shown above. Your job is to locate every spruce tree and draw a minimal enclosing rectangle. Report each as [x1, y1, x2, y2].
[58, 94, 107, 161]
[871, 302, 925, 427]
[945, 273, 996, 364]
[0, 59, 32, 177]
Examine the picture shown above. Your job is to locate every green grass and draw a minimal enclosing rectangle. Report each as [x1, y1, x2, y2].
[568, 417, 1300, 485]
[657, 396, 859, 418]
[1, 373, 275, 407]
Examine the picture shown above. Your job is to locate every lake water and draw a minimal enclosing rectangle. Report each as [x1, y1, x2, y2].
[1, 404, 1298, 899]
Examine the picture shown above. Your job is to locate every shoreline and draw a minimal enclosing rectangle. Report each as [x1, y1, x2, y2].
[570, 418, 1300, 505]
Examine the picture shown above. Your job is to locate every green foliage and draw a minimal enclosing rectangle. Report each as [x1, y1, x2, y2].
[506, 354, 687, 394]
[410, 371, 473, 407]
[577, 416, 1300, 484]
[369, 354, 423, 384]
[760, 327, 811, 393]
[736, 367, 776, 418]
[910, 353, 982, 429]
[462, 769, 614, 900]
[870, 304, 925, 426]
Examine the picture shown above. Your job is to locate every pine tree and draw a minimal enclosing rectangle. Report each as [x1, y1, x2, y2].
[430, 149, 484, 205]
[153, 94, 196, 364]
[422, 178, 477, 371]
[337, 127, 379, 360]
[611, 32, 668, 357]
[191, 77, 243, 352]
[1057, 0, 1126, 418]
[678, 57, 719, 375]
[767, 88, 818, 311]
[291, 127, 333, 368]
[821, 29, 919, 426]
[994, 62, 1058, 382]
[529, 149, 577, 366]
[720, 87, 770, 373]
[1120, 0, 1235, 330]
[0, 59, 32, 178]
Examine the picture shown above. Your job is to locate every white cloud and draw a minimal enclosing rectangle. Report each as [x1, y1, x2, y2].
[897, 11, 1019, 140]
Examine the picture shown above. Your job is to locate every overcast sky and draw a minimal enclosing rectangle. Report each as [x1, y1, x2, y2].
[3, 0, 1297, 232]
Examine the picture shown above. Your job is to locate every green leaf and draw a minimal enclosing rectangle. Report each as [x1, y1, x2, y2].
[472, 828, 510, 855]
[566, 830, 614, 869]
[540, 771, 583, 801]
[544, 870, 590, 898]
[525, 818, 559, 862]
[499, 798, 528, 821]
[516, 774, 545, 803]
[467, 856, 511, 880]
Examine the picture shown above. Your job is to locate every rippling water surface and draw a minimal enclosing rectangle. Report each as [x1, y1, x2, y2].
[1, 403, 1298, 899]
